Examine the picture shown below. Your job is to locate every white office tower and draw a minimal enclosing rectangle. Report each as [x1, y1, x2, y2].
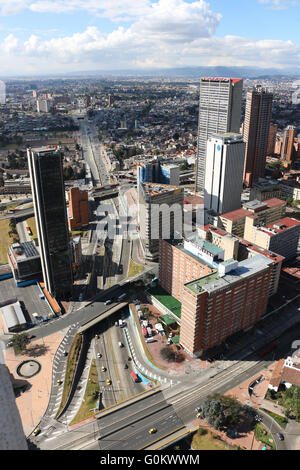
[195, 78, 243, 193]
[204, 133, 245, 215]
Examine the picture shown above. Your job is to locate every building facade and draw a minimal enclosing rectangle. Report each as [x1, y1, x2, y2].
[138, 182, 184, 261]
[68, 186, 89, 230]
[243, 86, 273, 187]
[195, 77, 243, 193]
[204, 133, 245, 215]
[27, 147, 73, 299]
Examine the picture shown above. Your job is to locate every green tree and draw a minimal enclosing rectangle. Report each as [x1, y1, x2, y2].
[11, 333, 30, 355]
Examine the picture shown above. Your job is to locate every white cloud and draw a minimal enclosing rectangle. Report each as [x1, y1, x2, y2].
[0, 0, 300, 74]
[0, 0, 151, 20]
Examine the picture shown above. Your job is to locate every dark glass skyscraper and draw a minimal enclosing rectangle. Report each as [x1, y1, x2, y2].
[27, 147, 73, 299]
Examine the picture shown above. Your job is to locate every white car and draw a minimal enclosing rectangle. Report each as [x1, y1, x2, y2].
[97, 353, 102, 358]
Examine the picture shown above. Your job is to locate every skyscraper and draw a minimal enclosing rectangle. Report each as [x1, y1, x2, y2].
[204, 133, 245, 215]
[27, 147, 73, 299]
[267, 122, 278, 156]
[281, 125, 296, 163]
[195, 77, 243, 193]
[243, 86, 273, 187]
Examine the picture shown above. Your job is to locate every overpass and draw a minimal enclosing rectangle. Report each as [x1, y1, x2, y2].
[78, 302, 128, 333]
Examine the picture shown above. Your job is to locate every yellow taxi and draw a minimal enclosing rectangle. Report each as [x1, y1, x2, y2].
[101, 366, 106, 372]
[57, 379, 62, 386]
[148, 428, 157, 434]
[32, 428, 41, 436]
[105, 378, 112, 386]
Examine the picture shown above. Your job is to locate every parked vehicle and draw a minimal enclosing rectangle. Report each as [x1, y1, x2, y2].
[104, 299, 112, 305]
[130, 371, 139, 382]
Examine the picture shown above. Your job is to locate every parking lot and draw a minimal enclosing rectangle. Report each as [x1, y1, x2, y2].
[0, 277, 53, 327]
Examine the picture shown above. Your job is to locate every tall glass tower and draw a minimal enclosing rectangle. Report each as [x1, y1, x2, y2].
[27, 147, 73, 299]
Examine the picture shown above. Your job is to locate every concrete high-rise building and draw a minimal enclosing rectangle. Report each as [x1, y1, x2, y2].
[243, 86, 273, 187]
[195, 77, 243, 193]
[68, 186, 89, 230]
[27, 147, 73, 299]
[36, 98, 51, 113]
[281, 125, 296, 163]
[138, 182, 184, 261]
[204, 133, 245, 215]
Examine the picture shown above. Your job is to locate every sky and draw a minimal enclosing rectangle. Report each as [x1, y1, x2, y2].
[0, 0, 300, 76]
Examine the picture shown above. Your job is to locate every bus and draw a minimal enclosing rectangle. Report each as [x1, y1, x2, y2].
[130, 371, 139, 383]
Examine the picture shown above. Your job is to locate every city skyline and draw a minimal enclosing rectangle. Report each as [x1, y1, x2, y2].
[1, 0, 300, 75]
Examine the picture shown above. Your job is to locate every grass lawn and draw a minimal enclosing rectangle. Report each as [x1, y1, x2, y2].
[0, 218, 19, 264]
[55, 334, 82, 419]
[69, 359, 100, 425]
[26, 216, 37, 240]
[191, 428, 236, 450]
[149, 285, 181, 319]
[128, 259, 144, 278]
[254, 422, 276, 450]
[261, 408, 288, 428]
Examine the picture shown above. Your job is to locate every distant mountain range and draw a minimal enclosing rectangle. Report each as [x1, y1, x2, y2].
[3, 65, 300, 80]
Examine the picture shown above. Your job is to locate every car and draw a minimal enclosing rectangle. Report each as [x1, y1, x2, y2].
[101, 366, 106, 372]
[124, 363, 128, 369]
[195, 407, 201, 413]
[63, 351, 68, 356]
[128, 356, 132, 361]
[196, 412, 201, 418]
[105, 379, 112, 386]
[27, 335, 36, 340]
[32, 428, 41, 437]
[97, 353, 102, 358]
[148, 428, 157, 434]
[104, 299, 112, 305]
[57, 380, 62, 386]
[95, 334, 99, 339]
[277, 433, 284, 441]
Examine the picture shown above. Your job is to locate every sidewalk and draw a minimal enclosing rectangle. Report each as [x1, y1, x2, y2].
[4, 329, 67, 436]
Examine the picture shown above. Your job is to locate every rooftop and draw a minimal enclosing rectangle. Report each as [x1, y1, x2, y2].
[258, 217, 300, 236]
[141, 182, 183, 197]
[9, 241, 40, 262]
[220, 208, 252, 222]
[185, 254, 272, 296]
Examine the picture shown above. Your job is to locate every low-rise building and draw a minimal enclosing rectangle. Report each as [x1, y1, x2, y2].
[244, 217, 300, 260]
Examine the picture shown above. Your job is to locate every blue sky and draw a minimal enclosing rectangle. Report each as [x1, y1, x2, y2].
[0, 0, 299, 75]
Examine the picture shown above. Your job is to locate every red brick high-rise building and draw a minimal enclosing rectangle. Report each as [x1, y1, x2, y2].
[68, 187, 89, 230]
[159, 231, 283, 357]
[281, 126, 296, 163]
[243, 86, 273, 187]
